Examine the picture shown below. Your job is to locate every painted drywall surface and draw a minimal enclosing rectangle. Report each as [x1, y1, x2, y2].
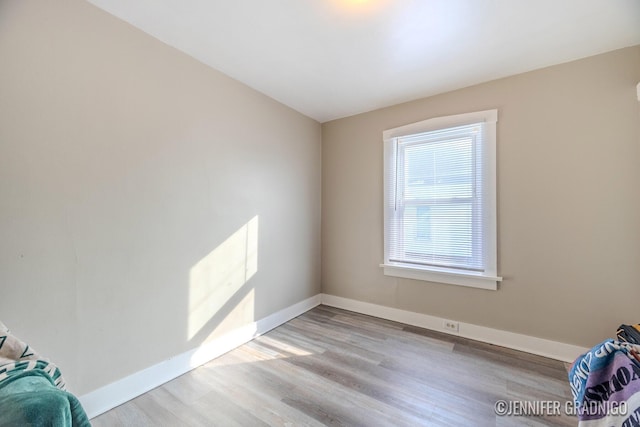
[322, 46, 640, 348]
[0, 0, 321, 394]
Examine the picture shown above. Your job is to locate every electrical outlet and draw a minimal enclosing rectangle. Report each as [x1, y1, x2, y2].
[443, 320, 459, 332]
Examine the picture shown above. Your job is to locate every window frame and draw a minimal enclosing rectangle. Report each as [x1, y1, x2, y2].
[381, 109, 502, 290]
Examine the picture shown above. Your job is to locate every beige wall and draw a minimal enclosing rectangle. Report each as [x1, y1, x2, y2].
[0, 0, 321, 394]
[322, 46, 640, 348]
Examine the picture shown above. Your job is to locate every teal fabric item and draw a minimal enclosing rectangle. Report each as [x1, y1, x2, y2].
[0, 370, 90, 427]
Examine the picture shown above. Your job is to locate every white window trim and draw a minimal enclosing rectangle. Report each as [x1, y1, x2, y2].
[381, 109, 502, 290]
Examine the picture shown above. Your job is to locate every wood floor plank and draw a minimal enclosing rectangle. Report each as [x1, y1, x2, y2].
[128, 392, 193, 426]
[277, 322, 389, 365]
[92, 306, 577, 426]
[145, 387, 213, 427]
[226, 344, 428, 426]
[91, 399, 156, 427]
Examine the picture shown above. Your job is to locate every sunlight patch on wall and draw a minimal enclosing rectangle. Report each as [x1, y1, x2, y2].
[188, 216, 259, 340]
[189, 289, 257, 367]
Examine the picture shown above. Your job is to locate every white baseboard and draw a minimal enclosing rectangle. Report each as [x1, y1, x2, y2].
[320, 293, 588, 363]
[81, 292, 588, 419]
[80, 294, 321, 419]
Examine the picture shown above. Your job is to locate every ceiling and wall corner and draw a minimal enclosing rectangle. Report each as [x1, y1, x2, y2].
[86, 0, 640, 122]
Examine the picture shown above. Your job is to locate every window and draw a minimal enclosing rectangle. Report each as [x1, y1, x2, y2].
[382, 110, 501, 290]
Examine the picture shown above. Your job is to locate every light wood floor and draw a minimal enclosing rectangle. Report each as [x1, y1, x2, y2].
[92, 306, 577, 426]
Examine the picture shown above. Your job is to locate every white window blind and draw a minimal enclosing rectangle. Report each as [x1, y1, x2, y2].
[382, 110, 501, 290]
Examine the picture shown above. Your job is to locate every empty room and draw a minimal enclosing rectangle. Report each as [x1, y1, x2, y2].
[1, 0, 639, 426]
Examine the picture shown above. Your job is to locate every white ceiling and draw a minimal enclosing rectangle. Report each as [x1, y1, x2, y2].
[87, 0, 640, 123]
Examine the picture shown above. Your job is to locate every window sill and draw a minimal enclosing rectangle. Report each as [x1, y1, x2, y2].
[380, 263, 502, 290]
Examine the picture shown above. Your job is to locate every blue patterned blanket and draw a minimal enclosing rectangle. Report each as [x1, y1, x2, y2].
[570, 339, 640, 426]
